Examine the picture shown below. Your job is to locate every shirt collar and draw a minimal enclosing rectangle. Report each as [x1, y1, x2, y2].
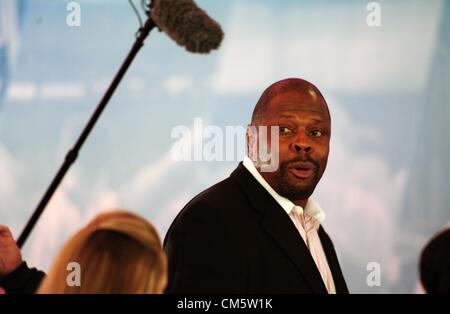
[243, 156, 326, 223]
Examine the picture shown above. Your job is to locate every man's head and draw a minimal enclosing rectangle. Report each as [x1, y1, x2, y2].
[420, 228, 450, 294]
[247, 78, 331, 206]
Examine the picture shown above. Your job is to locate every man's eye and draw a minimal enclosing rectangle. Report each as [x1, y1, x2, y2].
[279, 127, 292, 134]
[310, 130, 323, 137]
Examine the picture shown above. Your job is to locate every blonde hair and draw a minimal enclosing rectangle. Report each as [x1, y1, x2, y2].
[37, 210, 167, 294]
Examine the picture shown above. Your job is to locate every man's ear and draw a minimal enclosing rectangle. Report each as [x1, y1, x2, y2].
[247, 124, 261, 165]
[246, 125, 254, 158]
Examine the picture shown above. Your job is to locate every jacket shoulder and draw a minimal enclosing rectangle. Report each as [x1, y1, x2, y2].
[163, 175, 248, 244]
[179, 175, 245, 218]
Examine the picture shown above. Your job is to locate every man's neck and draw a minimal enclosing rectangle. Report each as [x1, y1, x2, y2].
[293, 199, 308, 208]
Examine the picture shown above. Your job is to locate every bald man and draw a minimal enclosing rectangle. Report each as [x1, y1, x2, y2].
[165, 78, 348, 294]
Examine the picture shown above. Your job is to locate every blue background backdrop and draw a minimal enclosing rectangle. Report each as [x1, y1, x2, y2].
[1, 0, 449, 293]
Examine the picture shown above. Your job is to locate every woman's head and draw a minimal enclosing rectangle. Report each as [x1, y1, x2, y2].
[38, 210, 167, 294]
[420, 228, 450, 294]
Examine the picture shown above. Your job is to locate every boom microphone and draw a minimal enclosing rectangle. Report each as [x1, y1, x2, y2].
[150, 0, 224, 53]
[17, 1, 224, 248]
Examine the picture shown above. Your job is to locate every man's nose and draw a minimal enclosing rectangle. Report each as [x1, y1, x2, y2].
[291, 131, 312, 153]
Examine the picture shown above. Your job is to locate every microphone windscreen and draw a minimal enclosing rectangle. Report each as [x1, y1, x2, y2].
[151, 0, 224, 54]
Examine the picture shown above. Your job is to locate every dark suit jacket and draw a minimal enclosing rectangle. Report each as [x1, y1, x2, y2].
[164, 162, 349, 294]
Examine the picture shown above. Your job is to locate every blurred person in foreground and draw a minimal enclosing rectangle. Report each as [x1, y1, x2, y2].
[0, 210, 167, 294]
[420, 228, 450, 294]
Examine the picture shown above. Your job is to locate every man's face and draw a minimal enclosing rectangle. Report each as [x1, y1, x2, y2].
[252, 89, 331, 202]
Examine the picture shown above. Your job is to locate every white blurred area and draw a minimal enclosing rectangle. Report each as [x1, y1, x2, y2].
[0, 0, 449, 293]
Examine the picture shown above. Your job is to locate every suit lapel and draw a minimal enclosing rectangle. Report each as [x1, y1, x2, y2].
[230, 163, 328, 294]
[318, 227, 349, 294]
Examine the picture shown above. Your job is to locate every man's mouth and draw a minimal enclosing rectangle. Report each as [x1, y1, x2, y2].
[287, 162, 316, 179]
